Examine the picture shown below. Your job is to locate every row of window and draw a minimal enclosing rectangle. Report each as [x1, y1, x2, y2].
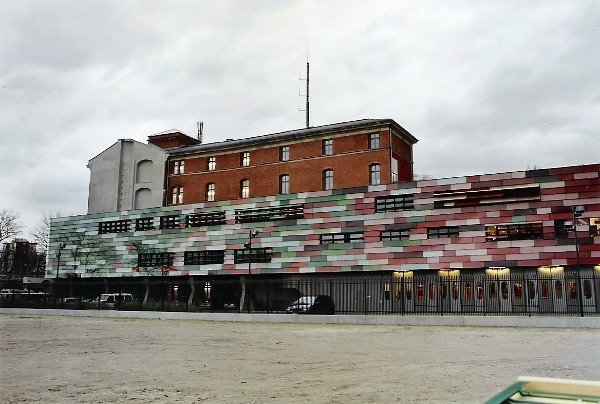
[170, 165, 382, 204]
[98, 205, 305, 233]
[394, 279, 594, 302]
[137, 248, 272, 267]
[169, 166, 381, 204]
[171, 133, 382, 175]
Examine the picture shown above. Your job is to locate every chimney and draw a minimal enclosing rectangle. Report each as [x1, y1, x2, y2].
[197, 121, 204, 144]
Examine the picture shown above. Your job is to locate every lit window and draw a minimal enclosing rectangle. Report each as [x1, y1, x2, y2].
[279, 174, 289, 194]
[323, 139, 333, 156]
[173, 160, 184, 174]
[370, 164, 381, 185]
[206, 183, 215, 202]
[207, 156, 216, 171]
[280, 146, 289, 162]
[369, 133, 380, 149]
[171, 186, 183, 205]
[241, 179, 249, 198]
[241, 152, 250, 167]
[323, 169, 333, 190]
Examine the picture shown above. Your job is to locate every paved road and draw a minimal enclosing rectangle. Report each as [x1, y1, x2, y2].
[1, 314, 598, 403]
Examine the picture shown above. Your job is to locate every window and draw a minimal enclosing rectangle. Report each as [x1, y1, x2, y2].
[234, 248, 273, 264]
[391, 158, 399, 183]
[137, 252, 174, 267]
[485, 222, 543, 241]
[186, 211, 226, 227]
[370, 164, 381, 185]
[184, 250, 225, 265]
[554, 220, 569, 238]
[235, 204, 304, 223]
[135, 217, 154, 231]
[280, 146, 289, 162]
[279, 174, 289, 194]
[173, 160, 184, 174]
[369, 133, 380, 149]
[320, 232, 363, 244]
[323, 139, 333, 155]
[380, 229, 410, 241]
[241, 179, 249, 198]
[241, 152, 250, 167]
[98, 220, 130, 234]
[171, 186, 183, 205]
[434, 185, 540, 208]
[427, 226, 460, 239]
[160, 215, 180, 229]
[206, 183, 215, 202]
[207, 156, 216, 171]
[375, 194, 414, 212]
[323, 169, 333, 190]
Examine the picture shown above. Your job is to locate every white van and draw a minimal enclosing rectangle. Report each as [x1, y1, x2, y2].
[99, 293, 134, 308]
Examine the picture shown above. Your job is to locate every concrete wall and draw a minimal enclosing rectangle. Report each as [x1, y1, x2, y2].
[87, 140, 166, 214]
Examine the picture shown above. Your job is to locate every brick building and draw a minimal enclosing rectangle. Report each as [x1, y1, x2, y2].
[46, 118, 600, 312]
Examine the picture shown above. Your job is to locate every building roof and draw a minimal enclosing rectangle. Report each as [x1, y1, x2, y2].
[166, 118, 418, 157]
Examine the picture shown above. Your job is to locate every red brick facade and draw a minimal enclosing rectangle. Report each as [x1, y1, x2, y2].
[162, 120, 417, 205]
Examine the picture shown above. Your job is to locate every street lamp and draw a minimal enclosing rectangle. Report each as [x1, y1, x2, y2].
[572, 205, 585, 317]
[55, 243, 66, 279]
[244, 230, 259, 275]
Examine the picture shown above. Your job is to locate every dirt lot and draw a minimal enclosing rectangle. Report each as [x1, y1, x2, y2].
[1, 315, 599, 403]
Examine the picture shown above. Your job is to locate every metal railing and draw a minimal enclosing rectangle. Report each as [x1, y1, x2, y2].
[1, 274, 598, 316]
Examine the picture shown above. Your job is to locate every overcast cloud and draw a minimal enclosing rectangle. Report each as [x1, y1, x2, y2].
[1, 0, 598, 238]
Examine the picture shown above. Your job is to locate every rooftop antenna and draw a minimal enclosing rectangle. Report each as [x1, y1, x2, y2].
[197, 121, 204, 143]
[299, 48, 309, 128]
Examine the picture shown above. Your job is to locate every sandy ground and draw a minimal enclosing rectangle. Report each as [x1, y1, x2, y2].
[1, 315, 599, 403]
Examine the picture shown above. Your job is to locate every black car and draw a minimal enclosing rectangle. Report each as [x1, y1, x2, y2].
[286, 295, 335, 315]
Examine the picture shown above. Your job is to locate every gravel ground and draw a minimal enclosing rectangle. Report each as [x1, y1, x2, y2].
[1, 314, 599, 403]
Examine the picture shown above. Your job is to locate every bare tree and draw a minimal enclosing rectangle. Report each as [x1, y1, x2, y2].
[57, 233, 115, 277]
[413, 173, 433, 181]
[30, 212, 62, 253]
[0, 209, 23, 243]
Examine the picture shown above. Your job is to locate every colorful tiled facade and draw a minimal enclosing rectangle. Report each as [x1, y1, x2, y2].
[47, 163, 600, 279]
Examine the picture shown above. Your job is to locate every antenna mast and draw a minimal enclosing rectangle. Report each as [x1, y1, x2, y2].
[299, 54, 310, 128]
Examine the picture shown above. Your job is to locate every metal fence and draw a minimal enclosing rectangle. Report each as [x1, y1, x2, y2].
[1, 274, 599, 316]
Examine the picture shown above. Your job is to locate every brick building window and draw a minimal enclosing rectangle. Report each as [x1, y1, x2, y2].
[135, 217, 154, 231]
[137, 252, 174, 267]
[207, 156, 216, 171]
[370, 164, 381, 185]
[320, 232, 363, 244]
[241, 152, 250, 167]
[160, 215, 180, 229]
[280, 145, 289, 162]
[427, 226, 460, 239]
[98, 219, 130, 234]
[323, 169, 333, 190]
[323, 139, 333, 156]
[206, 183, 215, 202]
[380, 229, 410, 241]
[171, 186, 183, 205]
[241, 179, 250, 198]
[369, 133, 380, 149]
[375, 194, 414, 212]
[186, 211, 226, 227]
[234, 248, 273, 264]
[173, 160, 184, 174]
[485, 222, 544, 241]
[279, 174, 289, 194]
[184, 250, 225, 265]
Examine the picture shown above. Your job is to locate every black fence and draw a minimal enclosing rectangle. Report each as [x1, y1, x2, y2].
[1, 274, 599, 316]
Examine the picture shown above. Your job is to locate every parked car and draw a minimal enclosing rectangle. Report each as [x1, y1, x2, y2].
[99, 293, 135, 308]
[286, 295, 335, 315]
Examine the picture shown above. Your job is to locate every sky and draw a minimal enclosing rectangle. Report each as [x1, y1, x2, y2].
[1, 0, 599, 239]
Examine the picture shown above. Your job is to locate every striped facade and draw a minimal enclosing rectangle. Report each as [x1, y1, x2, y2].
[46, 163, 600, 279]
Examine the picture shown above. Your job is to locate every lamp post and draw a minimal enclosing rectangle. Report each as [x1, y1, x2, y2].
[244, 230, 259, 275]
[572, 205, 585, 317]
